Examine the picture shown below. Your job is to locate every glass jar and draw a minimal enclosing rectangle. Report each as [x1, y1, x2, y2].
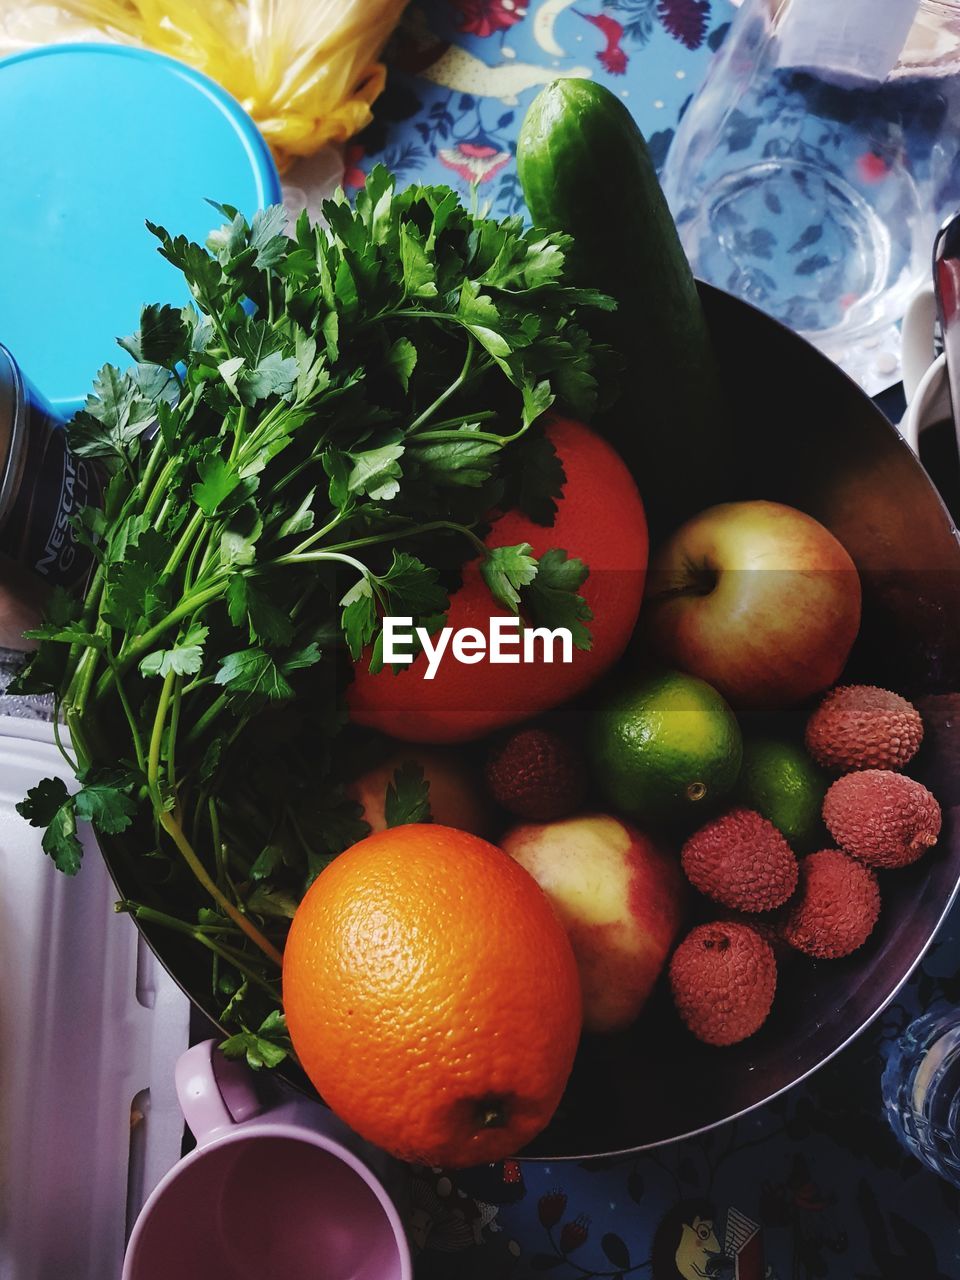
[661, 0, 960, 389]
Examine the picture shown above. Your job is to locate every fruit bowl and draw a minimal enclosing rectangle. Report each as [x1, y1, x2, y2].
[97, 282, 960, 1159]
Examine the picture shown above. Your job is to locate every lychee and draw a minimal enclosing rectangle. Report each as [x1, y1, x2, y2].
[782, 849, 880, 958]
[723, 910, 791, 962]
[669, 921, 777, 1046]
[805, 684, 923, 772]
[485, 727, 585, 821]
[681, 808, 798, 912]
[823, 769, 941, 869]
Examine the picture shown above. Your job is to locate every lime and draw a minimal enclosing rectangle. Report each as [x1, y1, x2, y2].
[737, 737, 827, 851]
[587, 670, 742, 820]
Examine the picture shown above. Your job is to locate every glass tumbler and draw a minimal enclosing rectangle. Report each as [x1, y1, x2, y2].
[882, 1007, 960, 1184]
[661, 0, 960, 389]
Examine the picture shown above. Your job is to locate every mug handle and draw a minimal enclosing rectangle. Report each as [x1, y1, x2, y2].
[175, 1039, 262, 1148]
[901, 285, 938, 406]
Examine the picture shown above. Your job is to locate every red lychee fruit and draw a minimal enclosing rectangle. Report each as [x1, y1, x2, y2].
[805, 684, 923, 773]
[668, 921, 777, 1046]
[485, 727, 585, 821]
[681, 808, 798, 912]
[722, 910, 790, 961]
[782, 849, 880, 958]
[823, 769, 941, 869]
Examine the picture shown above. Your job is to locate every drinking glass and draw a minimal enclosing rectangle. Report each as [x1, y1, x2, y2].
[661, 0, 960, 389]
[882, 1007, 960, 1183]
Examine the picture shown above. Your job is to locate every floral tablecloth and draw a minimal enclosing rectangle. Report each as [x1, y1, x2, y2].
[355, 0, 733, 211]
[352, 4, 960, 1277]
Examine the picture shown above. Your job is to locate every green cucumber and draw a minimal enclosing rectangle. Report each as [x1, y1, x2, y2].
[517, 78, 734, 535]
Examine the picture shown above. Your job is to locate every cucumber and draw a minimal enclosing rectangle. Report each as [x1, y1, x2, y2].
[517, 79, 734, 535]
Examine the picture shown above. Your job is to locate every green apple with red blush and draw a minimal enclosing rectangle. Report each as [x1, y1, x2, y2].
[643, 500, 862, 711]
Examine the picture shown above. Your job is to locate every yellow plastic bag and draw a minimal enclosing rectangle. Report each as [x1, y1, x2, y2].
[10, 0, 408, 170]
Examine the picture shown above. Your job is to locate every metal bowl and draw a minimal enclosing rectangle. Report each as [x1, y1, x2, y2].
[101, 284, 960, 1160]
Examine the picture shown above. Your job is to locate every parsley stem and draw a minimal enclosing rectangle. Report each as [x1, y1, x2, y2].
[407, 336, 476, 432]
[71, 621, 108, 718]
[181, 692, 227, 748]
[64, 707, 93, 774]
[183, 522, 208, 591]
[236, 400, 286, 458]
[145, 450, 189, 528]
[194, 934, 281, 1000]
[79, 561, 107, 631]
[310, 519, 488, 560]
[137, 429, 172, 504]
[273, 548, 371, 576]
[118, 900, 234, 936]
[410, 426, 523, 446]
[167, 676, 183, 793]
[282, 510, 347, 559]
[120, 902, 280, 998]
[417, 409, 499, 432]
[209, 795, 225, 886]
[148, 670, 176, 793]
[107, 654, 147, 774]
[51, 698, 78, 774]
[68, 561, 107, 688]
[228, 405, 248, 464]
[157, 807, 283, 967]
[164, 508, 205, 578]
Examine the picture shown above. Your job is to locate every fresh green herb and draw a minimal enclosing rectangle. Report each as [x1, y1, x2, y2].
[220, 1010, 293, 1070]
[384, 761, 432, 828]
[12, 168, 614, 1059]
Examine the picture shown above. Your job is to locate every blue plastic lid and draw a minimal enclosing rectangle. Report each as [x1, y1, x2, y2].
[0, 43, 281, 412]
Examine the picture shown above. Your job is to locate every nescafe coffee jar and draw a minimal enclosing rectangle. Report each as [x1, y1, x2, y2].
[0, 343, 100, 593]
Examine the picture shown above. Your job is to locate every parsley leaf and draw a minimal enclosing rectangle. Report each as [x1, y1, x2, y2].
[220, 1010, 290, 1070]
[139, 624, 209, 679]
[385, 761, 432, 827]
[325, 435, 405, 506]
[102, 528, 173, 629]
[249, 205, 289, 269]
[74, 768, 140, 834]
[522, 548, 593, 650]
[504, 427, 566, 525]
[192, 456, 244, 516]
[227, 576, 295, 647]
[214, 643, 322, 711]
[118, 303, 189, 368]
[340, 577, 378, 661]
[386, 336, 417, 391]
[17, 778, 84, 875]
[69, 364, 162, 464]
[482, 543, 539, 611]
[378, 551, 448, 617]
[408, 426, 501, 489]
[214, 648, 294, 705]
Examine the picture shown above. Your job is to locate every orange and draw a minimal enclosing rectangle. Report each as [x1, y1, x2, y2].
[282, 823, 582, 1167]
[346, 415, 649, 742]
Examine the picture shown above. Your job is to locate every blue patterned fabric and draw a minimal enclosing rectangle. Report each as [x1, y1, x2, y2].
[355, 0, 734, 207]
[359, 7, 960, 1275]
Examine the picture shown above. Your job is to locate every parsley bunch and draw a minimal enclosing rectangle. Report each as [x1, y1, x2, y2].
[13, 168, 615, 1064]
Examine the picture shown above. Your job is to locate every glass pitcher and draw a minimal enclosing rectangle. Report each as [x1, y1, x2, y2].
[661, 0, 960, 389]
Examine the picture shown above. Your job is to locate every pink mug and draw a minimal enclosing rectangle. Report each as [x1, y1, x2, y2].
[123, 1040, 413, 1280]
